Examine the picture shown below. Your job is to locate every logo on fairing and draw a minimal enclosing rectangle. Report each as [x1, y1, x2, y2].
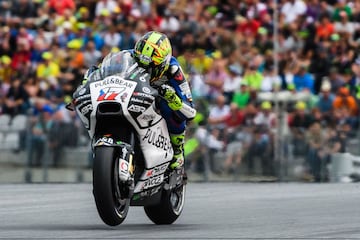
[142, 87, 151, 94]
[145, 163, 169, 177]
[143, 175, 163, 189]
[94, 136, 114, 146]
[80, 104, 92, 115]
[97, 87, 126, 101]
[142, 128, 172, 153]
[128, 104, 146, 112]
[174, 70, 184, 81]
[78, 87, 86, 95]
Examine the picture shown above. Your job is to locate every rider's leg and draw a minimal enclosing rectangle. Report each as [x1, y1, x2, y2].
[169, 132, 185, 169]
[158, 99, 186, 170]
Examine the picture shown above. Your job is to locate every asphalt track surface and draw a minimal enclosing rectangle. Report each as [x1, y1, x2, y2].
[0, 183, 359, 239]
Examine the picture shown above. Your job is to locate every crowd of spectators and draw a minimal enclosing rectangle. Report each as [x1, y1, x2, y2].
[0, 0, 359, 181]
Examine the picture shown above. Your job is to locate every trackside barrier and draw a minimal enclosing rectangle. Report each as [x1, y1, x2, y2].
[329, 153, 360, 182]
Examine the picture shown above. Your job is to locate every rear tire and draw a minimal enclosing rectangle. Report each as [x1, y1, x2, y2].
[93, 147, 130, 226]
[144, 184, 186, 224]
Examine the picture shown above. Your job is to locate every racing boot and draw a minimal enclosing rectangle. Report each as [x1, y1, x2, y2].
[169, 132, 185, 170]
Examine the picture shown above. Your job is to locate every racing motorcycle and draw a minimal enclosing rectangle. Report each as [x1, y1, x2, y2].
[67, 52, 186, 226]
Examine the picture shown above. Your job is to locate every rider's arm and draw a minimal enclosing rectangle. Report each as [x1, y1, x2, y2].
[161, 61, 196, 121]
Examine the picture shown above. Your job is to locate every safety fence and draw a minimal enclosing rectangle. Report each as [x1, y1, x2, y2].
[1, 112, 360, 183]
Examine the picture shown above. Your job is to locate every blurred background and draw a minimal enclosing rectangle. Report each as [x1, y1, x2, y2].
[1, 0, 360, 183]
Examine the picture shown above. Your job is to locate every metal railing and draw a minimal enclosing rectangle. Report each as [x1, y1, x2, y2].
[0, 112, 359, 183]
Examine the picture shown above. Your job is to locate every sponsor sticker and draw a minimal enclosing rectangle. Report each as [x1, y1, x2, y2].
[142, 128, 172, 153]
[143, 175, 164, 189]
[94, 136, 114, 146]
[80, 104, 93, 115]
[93, 76, 135, 89]
[78, 87, 86, 95]
[128, 104, 146, 113]
[144, 163, 169, 178]
[142, 87, 151, 94]
[139, 185, 162, 197]
[133, 92, 155, 100]
[97, 87, 126, 101]
[120, 160, 128, 172]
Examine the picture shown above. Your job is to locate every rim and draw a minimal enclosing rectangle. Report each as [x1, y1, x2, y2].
[170, 185, 185, 215]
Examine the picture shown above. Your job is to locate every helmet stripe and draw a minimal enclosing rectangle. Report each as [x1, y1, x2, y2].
[141, 32, 162, 57]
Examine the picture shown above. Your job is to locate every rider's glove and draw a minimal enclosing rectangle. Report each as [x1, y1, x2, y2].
[159, 85, 182, 111]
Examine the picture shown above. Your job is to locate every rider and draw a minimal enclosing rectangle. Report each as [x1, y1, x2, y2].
[83, 31, 196, 170]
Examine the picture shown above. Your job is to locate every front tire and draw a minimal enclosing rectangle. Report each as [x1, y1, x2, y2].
[93, 147, 130, 226]
[144, 184, 186, 224]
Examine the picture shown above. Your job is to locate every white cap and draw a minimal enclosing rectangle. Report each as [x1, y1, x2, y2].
[321, 80, 331, 92]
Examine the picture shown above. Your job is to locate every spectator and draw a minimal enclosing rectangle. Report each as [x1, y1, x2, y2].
[56, 21, 76, 49]
[242, 64, 263, 91]
[260, 66, 281, 92]
[232, 82, 250, 109]
[48, 106, 79, 167]
[281, 0, 307, 24]
[293, 64, 315, 93]
[2, 76, 30, 116]
[289, 101, 313, 157]
[103, 25, 121, 48]
[159, 9, 180, 33]
[48, 0, 75, 16]
[332, 0, 352, 21]
[95, 0, 118, 17]
[28, 100, 54, 167]
[0, 55, 12, 86]
[316, 79, 335, 123]
[36, 51, 60, 93]
[11, 0, 37, 19]
[192, 49, 214, 75]
[118, 22, 137, 50]
[83, 40, 101, 68]
[236, 15, 260, 38]
[208, 94, 230, 130]
[305, 121, 327, 182]
[219, 103, 245, 172]
[320, 123, 349, 181]
[23, 75, 40, 99]
[333, 86, 358, 117]
[223, 64, 242, 104]
[11, 39, 31, 74]
[315, 14, 334, 41]
[334, 11, 355, 38]
[309, 47, 331, 94]
[328, 67, 345, 94]
[204, 53, 228, 101]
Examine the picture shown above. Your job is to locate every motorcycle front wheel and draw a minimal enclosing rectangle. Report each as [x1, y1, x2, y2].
[93, 146, 130, 226]
[144, 183, 186, 224]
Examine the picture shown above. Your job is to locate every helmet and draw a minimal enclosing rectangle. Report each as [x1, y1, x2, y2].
[134, 31, 172, 84]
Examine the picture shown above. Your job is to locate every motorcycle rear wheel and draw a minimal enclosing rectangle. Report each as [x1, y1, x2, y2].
[144, 183, 186, 224]
[93, 146, 130, 226]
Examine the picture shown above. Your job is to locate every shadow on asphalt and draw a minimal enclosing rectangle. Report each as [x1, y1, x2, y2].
[0, 223, 198, 231]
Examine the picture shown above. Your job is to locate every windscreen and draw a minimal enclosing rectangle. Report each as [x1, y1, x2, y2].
[88, 51, 136, 82]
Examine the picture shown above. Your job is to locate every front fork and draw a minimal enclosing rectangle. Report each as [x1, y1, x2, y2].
[93, 134, 135, 197]
[117, 142, 134, 182]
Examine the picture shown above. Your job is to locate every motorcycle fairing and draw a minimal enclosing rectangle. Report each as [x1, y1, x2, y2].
[88, 76, 173, 169]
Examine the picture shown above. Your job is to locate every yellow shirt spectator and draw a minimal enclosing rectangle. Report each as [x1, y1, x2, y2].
[191, 49, 213, 74]
[36, 52, 60, 79]
[0, 55, 13, 84]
